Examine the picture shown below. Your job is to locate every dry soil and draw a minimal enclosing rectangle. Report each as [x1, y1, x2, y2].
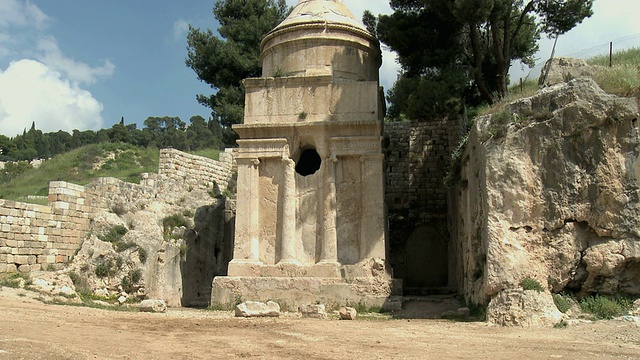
[0, 289, 638, 360]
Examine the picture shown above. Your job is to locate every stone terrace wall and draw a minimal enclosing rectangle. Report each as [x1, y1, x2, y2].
[0, 148, 235, 273]
[0, 182, 89, 272]
[159, 148, 234, 193]
[385, 117, 465, 221]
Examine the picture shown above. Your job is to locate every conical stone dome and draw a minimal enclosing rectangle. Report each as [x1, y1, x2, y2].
[260, 0, 381, 81]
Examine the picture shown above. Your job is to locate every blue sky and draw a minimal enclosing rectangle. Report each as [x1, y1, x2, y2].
[0, 0, 638, 138]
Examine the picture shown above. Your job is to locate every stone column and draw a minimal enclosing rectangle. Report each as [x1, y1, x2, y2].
[320, 154, 339, 264]
[359, 154, 385, 260]
[278, 157, 299, 265]
[248, 158, 261, 262]
[228, 158, 262, 274]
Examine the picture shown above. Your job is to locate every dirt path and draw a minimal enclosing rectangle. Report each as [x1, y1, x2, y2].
[0, 292, 638, 360]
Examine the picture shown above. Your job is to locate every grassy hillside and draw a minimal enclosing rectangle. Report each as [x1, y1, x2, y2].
[587, 47, 640, 98]
[478, 47, 640, 117]
[0, 143, 160, 204]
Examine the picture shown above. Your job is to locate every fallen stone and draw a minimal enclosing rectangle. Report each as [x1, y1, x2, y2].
[300, 304, 327, 319]
[235, 301, 280, 318]
[339, 306, 357, 320]
[139, 299, 167, 313]
[487, 289, 563, 327]
[117, 296, 127, 305]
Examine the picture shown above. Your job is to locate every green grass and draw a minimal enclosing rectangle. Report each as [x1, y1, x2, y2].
[579, 294, 634, 320]
[552, 293, 573, 313]
[187, 148, 221, 161]
[478, 47, 640, 118]
[0, 143, 159, 204]
[519, 277, 545, 292]
[0, 273, 32, 288]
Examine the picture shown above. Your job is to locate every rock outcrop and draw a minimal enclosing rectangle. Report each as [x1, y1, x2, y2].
[451, 78, 640, 321]
[539, 57, 596, 87]
[65, 176, 235, 307]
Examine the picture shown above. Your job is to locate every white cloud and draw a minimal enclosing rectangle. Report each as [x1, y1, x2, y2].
[0, 59, 104, 137]
[36, 37, 115, 85]
[0, 0, 50, 29]
[173, 19, 190, 42]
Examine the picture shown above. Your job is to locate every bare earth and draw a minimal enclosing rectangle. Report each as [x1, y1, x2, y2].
[0, 291, 638, 360]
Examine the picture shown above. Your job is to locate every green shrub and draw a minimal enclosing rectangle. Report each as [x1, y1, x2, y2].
[552, 293, 573, 313]
[121, 268, 143, 293]
[487, 109, 513, 139]
[138, 247, 148, 263]
[0, 273, 31, 288]
[579, 295, 633, 319]
[95, 263, 110, 277]
[100, 225, 128, 243]
[95, 259, 117, 278]
[519, 277, 544, 292]
[162, 214, 189, 234]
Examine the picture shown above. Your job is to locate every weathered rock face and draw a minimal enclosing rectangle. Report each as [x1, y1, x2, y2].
[451, 78, 640, 307]
[67, 188, 235, 307]
[487, 289, 563, 327]
[539, 57, 596, 87]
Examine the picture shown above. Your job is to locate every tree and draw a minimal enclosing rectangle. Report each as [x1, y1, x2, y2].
[186, 0, 289, 144]
[370, 0, 593, 118]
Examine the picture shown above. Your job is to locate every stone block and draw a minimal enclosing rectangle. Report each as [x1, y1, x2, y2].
[339, 306, 357, 320]
[139, 299, 168, 313]
[14, 255, 28, 264]
[18, 264, 31, 273]
[300, 304, 327, 319]
[235, 301, 281, 318]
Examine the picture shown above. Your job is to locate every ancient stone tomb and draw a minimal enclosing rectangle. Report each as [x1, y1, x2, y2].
[212, 0, 399, 310]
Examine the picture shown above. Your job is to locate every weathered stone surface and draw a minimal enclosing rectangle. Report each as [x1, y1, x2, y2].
[487, 289, 564, 327]
[539, 57, 596, 87]
[235, 301, 280, 318]
[339, 306, 357, 320]
[300, 304, 327, 319]
[632, 299, 640, 316]
[453, 78, 640, 307]
[139, 299, 167, 313]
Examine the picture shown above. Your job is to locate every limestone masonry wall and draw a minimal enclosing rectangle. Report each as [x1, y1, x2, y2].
[0, 148, 235, 273]
[385, 118, 465, 221]
[159, 148, 234, 193]
[0, 182, 89, 272]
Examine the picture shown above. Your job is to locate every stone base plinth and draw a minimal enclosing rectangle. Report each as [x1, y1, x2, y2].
[227, 261, 342, 278]
[211, 276, 402, 311]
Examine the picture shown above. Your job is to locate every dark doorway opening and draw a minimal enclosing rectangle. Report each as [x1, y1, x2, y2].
[295, 148, 321, 176]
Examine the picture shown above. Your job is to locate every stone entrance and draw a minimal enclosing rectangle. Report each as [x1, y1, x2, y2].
[211, 0, 400, 311]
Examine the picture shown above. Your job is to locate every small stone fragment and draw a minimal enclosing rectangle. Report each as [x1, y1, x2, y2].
[300, 304, 327, 319]
[139, 299, 167, 313]
[457, 307, 470, 317]
[117, 296, 127, 305]
[339, 306, 357, 320]
[235, 301, 280, 317]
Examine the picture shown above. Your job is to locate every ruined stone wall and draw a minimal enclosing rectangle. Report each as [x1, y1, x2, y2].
[0, 181, 90, 272]
[0, 149, 235, 273]
[385, 118, 465, 221]
[159, 148, 234, 193]
[384, 118, 465, 293]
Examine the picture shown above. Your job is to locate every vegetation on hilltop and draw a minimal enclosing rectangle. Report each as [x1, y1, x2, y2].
[0, 115, 224, 163]
[587, 47, 640, 98]
[0, 143, 159, 204]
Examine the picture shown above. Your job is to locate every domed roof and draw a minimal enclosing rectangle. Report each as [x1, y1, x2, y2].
[270, 0, 370, 36]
